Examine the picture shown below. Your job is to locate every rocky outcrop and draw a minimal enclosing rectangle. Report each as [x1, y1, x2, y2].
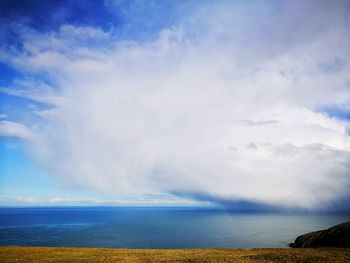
[289, 221, 350, 248]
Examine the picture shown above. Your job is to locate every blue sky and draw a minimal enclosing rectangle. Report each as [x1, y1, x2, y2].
[0, 0, 350, 210]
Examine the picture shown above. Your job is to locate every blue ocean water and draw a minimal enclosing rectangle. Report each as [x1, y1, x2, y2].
[0, 207, 349, 248]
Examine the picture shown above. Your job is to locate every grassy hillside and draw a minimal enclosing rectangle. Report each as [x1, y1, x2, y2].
[1, 246, 350, 262]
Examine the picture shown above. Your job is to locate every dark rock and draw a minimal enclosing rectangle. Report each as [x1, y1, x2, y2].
[289, 221, 350, 248]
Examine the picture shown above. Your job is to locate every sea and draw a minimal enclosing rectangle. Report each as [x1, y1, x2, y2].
[0, 207, 349, 248]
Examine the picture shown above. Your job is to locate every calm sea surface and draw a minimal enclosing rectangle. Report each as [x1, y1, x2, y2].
[0, 207, 349, 248]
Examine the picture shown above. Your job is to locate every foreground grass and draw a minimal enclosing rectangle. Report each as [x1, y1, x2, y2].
[1, 246, 350, 263]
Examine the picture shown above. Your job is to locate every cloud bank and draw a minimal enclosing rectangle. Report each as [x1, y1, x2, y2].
[1, 1, 350, 210]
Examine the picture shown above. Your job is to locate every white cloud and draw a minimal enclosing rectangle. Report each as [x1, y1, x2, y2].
[0, 194, 204, 206]
[0, 121, 36, 141]
[2, 1, 350, 210]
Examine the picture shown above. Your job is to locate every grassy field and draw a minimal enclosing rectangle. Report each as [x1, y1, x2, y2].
[1, 247, 350, 262]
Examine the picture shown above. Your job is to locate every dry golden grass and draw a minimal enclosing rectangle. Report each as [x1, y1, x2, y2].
[0, 246, 350, 263]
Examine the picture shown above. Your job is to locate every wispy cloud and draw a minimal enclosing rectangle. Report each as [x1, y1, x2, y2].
[0, 80, 63, 105]
[0, 121, 36, 141]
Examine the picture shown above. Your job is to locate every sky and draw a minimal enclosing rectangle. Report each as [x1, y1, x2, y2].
[0, 0, 350, 210]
